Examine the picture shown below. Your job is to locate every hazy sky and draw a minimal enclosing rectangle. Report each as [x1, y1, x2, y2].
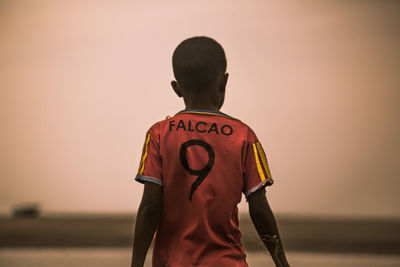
[1, 0, 399, 217]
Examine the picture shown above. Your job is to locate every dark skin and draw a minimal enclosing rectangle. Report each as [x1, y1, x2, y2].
[171, 73, 229, 111]
[248, 188, 290, 266]
[131, 73, 289, 267]
[131, 182, 162, 267]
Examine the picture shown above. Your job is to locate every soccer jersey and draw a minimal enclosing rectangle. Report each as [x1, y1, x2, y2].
[135, 109, 273, 267]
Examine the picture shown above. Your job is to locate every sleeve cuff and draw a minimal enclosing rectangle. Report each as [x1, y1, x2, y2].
[135, 175, 163, 187]
[244, 178, 273, 199]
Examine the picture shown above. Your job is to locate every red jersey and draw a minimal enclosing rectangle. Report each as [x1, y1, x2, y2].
[135, 109, 273, 267]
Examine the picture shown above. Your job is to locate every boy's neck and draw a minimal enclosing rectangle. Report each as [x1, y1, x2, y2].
[185, 104, 220, 112]
[183, 93, 222, 112]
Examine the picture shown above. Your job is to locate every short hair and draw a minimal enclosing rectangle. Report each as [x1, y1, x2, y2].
[172, 36, 227, 92]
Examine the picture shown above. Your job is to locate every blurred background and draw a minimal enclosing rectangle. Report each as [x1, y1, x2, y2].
[0, 0, 399, 266]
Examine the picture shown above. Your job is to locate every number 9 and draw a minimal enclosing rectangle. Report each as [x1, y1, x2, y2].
[180, 139, 215, 201]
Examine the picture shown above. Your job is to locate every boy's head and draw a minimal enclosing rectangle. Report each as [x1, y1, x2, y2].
[171, 36, 228, 110]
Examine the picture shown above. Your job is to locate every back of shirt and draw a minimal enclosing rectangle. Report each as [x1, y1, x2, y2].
[135, 109, 273, 267]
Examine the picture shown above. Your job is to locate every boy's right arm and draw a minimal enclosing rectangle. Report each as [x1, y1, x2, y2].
[131, 182, 162, 267]
[248, 188, 290, 267]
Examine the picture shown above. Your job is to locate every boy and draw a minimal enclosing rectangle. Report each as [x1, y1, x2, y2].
[131, 36, 289, 267]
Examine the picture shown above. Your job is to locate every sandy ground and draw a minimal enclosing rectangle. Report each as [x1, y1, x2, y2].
[2, 216, 400, 255]
[1, 248, 400, 267]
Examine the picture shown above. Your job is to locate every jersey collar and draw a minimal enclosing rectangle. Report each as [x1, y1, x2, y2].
[176, 109, 236, 120]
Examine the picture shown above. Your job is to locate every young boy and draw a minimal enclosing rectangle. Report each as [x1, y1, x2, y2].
[131, 36, 289, 267]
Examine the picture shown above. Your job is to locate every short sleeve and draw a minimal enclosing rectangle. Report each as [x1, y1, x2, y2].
[135, 127, 163, 187]
[243, 128, 273, 199]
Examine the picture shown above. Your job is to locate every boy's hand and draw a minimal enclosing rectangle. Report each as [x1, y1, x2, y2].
[131, 182, 163, 267]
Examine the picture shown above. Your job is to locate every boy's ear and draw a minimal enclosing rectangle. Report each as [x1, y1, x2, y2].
[220, 73, 229, 92]
[224, 73, 229, 86]
[171, 80, 183, 97]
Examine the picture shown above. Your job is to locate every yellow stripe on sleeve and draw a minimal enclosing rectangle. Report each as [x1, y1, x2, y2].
[252, 143, 266, 181]
[256, 142, 272, 179]
[138, 133, 151, 175]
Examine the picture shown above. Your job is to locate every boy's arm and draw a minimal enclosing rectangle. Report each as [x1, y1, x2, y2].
[248, 188, 290, 267]
[131, 182, 163, 267]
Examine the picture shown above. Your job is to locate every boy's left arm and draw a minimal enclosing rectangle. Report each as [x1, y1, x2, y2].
[131, 182, 163, 267]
